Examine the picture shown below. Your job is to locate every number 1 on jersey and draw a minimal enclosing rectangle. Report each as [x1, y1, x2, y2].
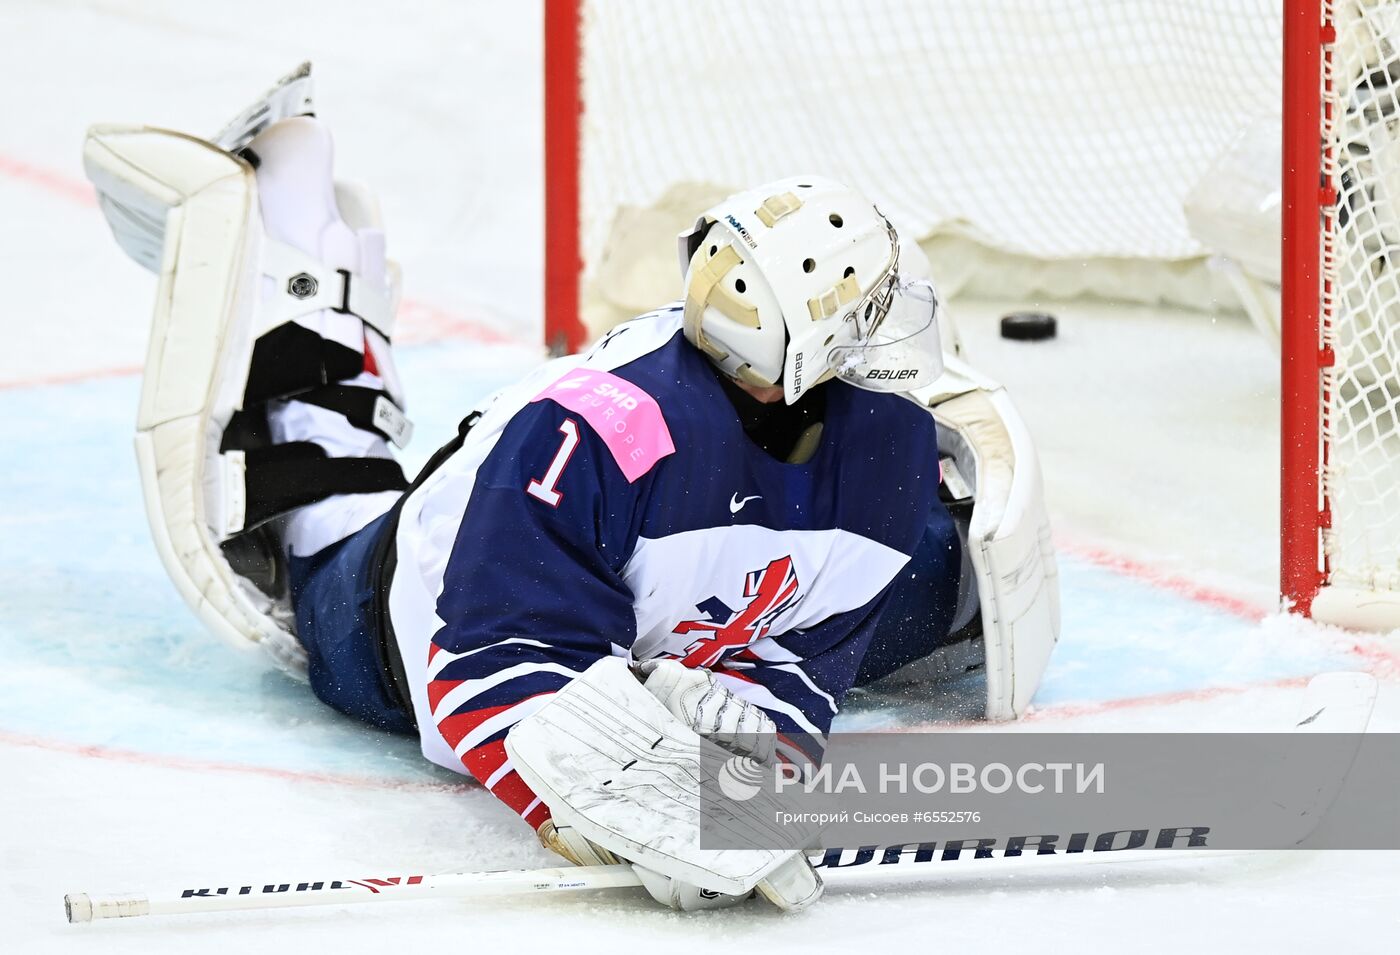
[527, 418, 581, 507]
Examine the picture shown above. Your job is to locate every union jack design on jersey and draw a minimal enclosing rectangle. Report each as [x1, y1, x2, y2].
[673, 556, 801, 668]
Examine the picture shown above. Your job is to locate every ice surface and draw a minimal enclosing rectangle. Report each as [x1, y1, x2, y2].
[2, 1, 1398, 951]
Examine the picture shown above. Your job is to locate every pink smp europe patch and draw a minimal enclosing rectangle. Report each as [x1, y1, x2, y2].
[531, 369, 675, 482]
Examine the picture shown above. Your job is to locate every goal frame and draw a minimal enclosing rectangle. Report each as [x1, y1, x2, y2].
[544, 0, 1358, 625]
[1279, 0, 1329, 618]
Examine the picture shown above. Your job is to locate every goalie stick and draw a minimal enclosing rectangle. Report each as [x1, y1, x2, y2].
[64, 672, 1376, 923]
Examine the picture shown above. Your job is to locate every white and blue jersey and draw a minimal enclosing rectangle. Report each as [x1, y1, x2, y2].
[288, 308, 949, 827]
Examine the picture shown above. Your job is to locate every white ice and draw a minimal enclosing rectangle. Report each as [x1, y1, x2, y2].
[2, 2, 1399, 952]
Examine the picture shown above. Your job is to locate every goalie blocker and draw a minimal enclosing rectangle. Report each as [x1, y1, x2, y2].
[506, 656, 825, 912]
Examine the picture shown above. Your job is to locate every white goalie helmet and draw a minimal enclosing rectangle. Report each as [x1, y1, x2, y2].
[678, 175, 943, 404]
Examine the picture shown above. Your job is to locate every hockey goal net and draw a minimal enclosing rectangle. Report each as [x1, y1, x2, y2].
[544, 0, 1400, 630]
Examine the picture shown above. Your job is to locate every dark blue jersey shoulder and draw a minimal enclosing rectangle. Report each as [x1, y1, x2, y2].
[595, 321, 941, 559]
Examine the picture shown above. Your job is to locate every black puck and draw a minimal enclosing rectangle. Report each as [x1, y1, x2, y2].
[1000, 311, 1057, 341]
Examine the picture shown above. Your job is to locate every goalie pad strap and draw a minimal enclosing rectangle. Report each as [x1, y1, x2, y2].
[244, 321, 366, 406]
[334, 267, 394, 340]
[294, 385, 413, 449]
[239, 441, 407, 533]
[263, 239, 394, 341]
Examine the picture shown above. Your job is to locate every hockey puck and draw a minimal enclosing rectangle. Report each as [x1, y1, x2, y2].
[1000, 311, 1057, 341]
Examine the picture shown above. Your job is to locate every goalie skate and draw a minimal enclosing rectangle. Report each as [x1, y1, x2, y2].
[83, 109, 409, 676]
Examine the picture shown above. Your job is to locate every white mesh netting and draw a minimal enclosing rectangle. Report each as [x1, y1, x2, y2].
[576, 0, 1400, 605]
[1325, 0, 1400, 596]
[578, 0, 1281, 324]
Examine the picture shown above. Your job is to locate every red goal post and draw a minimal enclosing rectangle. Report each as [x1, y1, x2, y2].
[1280, 0, 1328, 621]
[544, 0, 1400, 630]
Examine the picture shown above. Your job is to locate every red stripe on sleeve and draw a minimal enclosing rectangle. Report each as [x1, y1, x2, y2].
[487, 769, 541, 815]
[460, 738, 509, 783]
[436, 693, 555, 751]
[427, 678, 464, 713]
[523, 801, 552, 830]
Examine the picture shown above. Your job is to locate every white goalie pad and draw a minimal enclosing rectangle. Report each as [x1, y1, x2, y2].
[910, 358, 1060, 720]
[505, 657, 816, 897]
[84, 125, 310, 674]
[84, 63, 406, 679]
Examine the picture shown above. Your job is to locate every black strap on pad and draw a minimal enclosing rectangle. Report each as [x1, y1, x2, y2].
[293, 384, 404, 444]
[240, 441, 408, 532]
[244, 321, 366, 406]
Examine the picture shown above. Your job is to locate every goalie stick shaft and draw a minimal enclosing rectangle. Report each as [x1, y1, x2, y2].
[65, 866, 644, 922]
[65, 672, 1376, 924]
[64, 846, 1235, 923]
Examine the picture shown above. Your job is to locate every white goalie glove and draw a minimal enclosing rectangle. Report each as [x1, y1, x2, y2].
[507, 657, 823, 913]
[636, 659, 778, 764]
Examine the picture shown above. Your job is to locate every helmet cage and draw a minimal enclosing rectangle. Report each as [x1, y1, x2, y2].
[844, 214, 901, 340]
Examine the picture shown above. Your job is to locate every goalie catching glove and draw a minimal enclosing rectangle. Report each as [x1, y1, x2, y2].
[507, 657, 823, 912]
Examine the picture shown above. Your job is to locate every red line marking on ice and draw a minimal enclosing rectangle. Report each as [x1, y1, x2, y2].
[395, 297, 532, 348]
[890, 676, 1316, 733]
[0, 727, 473, 794]
[1331, 636, 1400, 677]
[1054, 539, 1400, 672]
[1056, 537, 1272, 621]
[0, 153, 97, 206]
[0, 363, 144, 392]
[1021, 675, 1311, 722]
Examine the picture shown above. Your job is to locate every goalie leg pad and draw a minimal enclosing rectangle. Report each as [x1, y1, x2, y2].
[87, 125, 308, 672]
[85, 116, 410, 676]
[913, 358, 1060, 720]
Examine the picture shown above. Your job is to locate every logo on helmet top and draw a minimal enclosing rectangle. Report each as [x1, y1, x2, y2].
[725, 214, 758, 249]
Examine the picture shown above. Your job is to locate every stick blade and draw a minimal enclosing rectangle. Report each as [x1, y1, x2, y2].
[1275, 671, 1379, 846]
[1296, 671, 1378, 733]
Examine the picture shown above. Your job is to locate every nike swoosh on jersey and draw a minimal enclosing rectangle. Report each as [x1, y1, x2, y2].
[729, 493, 762, 514]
